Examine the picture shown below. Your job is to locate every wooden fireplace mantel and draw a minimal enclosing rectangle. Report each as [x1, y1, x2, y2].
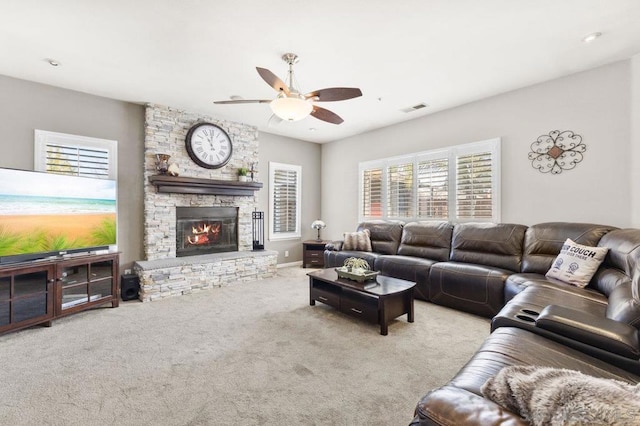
[149, 175, 263, 196]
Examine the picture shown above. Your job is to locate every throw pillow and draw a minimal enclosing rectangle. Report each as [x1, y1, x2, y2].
[481, 365, 640, 426]
[342, 229, 372, 252]
[545, 238, 608, 288]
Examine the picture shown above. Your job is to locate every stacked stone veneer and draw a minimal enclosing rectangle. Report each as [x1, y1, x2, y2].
[137, 104, 277, 301]
[134, 251, 277, 301]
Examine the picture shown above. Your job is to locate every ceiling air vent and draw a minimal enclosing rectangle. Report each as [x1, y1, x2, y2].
[400, 103, 429, 113]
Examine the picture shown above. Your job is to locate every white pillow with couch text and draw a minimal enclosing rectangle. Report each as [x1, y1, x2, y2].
[545, 238, 608, 288]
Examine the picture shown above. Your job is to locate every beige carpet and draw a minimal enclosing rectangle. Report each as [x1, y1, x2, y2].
[0, 266, 490, 425]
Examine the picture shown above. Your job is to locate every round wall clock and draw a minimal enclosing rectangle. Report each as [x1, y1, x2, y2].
[185, 122, 233, 169]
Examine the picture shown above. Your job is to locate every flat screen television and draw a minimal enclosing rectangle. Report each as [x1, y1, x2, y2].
[0, 168, 117, 264]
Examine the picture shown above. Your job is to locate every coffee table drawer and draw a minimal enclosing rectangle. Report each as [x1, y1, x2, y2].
[310, 287, 340, 309]
[341, 290, 378, 323]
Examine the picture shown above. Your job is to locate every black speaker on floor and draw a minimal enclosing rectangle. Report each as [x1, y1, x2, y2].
[121, 274, 140, 301]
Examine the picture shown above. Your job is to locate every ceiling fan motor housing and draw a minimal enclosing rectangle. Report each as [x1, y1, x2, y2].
[213, 52, 361, 125]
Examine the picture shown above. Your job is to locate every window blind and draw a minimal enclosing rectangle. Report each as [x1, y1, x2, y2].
[456, 152, 493, 219]
[358, 138, 500, 223]
[417, 158, 449, 219]
[45, 143, 110, 179]
[272, 168, 299, 234]
[387, 163, 414, 218]
[362, 168, 383, 218]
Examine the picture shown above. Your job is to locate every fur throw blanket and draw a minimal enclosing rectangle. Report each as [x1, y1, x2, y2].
[481, 365, 640, 425]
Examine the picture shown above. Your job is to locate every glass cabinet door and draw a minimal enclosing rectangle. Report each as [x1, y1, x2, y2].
[58, 257, 115, 313]
[60, 264, 89, 310]
[89, 260, 114, 301]
[0, 266, 54, 332]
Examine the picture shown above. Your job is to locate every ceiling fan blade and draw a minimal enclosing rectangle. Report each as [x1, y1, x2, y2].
[311, 106, 344, 125]
[305, 87, 362, 102]
[256, 67, 290, 96]
[213, 99, 272, 104]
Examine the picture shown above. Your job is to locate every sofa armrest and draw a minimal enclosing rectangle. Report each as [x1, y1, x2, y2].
[536, 305, 640, 359]
[412, 386, 527, 426]
[324, 240, 343, 251]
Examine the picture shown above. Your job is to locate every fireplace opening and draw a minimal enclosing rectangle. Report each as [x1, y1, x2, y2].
[176, 207, 238, 257]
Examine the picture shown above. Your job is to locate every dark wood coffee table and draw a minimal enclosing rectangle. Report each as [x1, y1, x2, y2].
[307, 268, 415, 335]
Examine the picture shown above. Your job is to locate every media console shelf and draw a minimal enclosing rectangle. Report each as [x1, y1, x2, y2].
[0, 252, 119, 336]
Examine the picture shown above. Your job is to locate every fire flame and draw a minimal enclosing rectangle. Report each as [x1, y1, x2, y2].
[186, 222, 221, 246]
[191, 223, 211, 235]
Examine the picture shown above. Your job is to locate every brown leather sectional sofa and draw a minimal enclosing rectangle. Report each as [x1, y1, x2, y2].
[324, 220, 640, 425]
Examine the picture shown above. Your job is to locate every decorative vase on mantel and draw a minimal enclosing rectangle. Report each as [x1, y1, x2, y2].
[156, 154, 171, 174]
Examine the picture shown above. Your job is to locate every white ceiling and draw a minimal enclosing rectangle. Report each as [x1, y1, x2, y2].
[2, 0, 640, 143]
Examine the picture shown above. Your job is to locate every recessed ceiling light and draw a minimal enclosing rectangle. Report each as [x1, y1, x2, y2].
[309, 128, 316, 132]
[582, 32, 602, 43]
[230, 95, 244, 100]
[46, 58, 61, 67]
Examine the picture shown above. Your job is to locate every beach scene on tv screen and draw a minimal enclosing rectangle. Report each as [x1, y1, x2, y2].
[0, 170, 117, 257]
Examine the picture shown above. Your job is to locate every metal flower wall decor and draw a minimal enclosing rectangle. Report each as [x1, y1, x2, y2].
[528, 130, 586, 174]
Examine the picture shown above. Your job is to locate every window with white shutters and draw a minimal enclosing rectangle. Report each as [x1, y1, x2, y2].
[34, 130, 117, 179]
[362, 168, 383, 218]
[358, 138, 500, 223]
[417, 158, 449, 219]
[456, 152, 493, 219]
[387, 162, 414, 218]
[44, 144, 109, 178]
[269, 162, 301, 240]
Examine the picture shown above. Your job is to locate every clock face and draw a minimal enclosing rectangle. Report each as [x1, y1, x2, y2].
[185, 123, 233, 169]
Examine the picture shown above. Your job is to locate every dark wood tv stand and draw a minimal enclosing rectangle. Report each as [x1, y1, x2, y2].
[0, 252, 119, 336]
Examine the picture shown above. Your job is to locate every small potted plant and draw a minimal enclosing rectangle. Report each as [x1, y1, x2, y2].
[238, 167, 250, 182]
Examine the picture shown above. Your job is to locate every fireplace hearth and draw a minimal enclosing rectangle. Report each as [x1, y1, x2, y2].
[176, 207, 238, 257]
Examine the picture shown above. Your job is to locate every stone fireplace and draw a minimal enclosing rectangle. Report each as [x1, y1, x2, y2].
[133, 104, 277, 301]
[176, 206, 238, 257]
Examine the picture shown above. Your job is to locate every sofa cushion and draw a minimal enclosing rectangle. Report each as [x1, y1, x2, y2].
[323, 250, 381, 270]
[342, 229, 372, 251]
[449, 223, 527, 272]
[504, 273, 604, 303]
[356, 220, 404, 255]
[521, 222, 615, 274]
[374, 255, 438, 301]
[396, 221, 453, 261]
[596, 228, 640, 298]
[544, 238, 608, 288]
[429, 262, 511, 318]
[606, 283, 640, 329]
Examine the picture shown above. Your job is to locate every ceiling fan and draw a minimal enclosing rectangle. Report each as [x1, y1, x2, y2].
[213, 53, 362, 125]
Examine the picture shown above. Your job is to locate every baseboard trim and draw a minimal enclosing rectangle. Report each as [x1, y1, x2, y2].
[277, 261, 302, 269]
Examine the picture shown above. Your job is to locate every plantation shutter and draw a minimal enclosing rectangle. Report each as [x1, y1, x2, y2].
[362, 167, 383, 218]
[417, 158, 449, 219]
[456, 151, 493, 219]
[271, 166, 300, 236]
[44, 143, 110, 179]
[387, 162, 414, 218]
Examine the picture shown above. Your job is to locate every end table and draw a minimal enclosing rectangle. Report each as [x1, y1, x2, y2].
[302, 240, 329, 268]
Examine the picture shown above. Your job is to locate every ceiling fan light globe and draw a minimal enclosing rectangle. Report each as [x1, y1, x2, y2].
[270, 96, 313, 121]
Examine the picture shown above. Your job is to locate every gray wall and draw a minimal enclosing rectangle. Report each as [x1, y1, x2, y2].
[632, 54, 640, 228]
[321, 60, 633, 240]
[0, 74, 145, 271]
[257, 132, 322, 264]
